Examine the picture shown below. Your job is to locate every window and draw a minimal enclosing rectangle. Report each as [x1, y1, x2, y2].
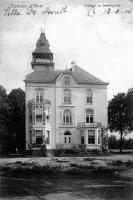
[86, 89, 93, 103]
[36, 106, 43, 122]
[29, 130, 32, 146]
[80, 130, 85, 144]
[86, 109, 94, 123]
[63, 110, 72, 124]
[88, 130, 95, 144]
[46, 115, 49, 122]
[64, 132, 71, 144]
[30, 115, 32, 123]
[33, 106, 45, 123]
[36, 90, 43, 102]
[64, 90, 71, 103]
[36, 130, 43, 145]
[81, 136, 85, 144]
[46, 130, 50, 144]
[45, 108, 50, 122]
[98, 130, 101, 144]
[36, 114, 42, 122]
[64, 76, 70, 85]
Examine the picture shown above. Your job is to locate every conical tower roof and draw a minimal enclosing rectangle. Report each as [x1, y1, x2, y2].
[33, 32, 52, 54]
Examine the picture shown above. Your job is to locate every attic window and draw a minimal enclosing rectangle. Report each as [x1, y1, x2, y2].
[64, 76, 70, 85]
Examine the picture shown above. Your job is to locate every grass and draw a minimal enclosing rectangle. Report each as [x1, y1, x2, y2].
[1, 157, 133, 177]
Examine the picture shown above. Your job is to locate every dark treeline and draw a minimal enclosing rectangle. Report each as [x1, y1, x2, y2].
[0, 85, 25, 155]
[108, 135, 133, 150]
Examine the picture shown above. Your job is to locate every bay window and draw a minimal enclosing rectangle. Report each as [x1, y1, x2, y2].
[88, 130, 95, 144]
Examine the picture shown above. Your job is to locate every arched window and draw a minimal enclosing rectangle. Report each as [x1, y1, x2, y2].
[64, 131, 71, 143]
[63, 109, 72, 124]
[86, 109, 94, 123]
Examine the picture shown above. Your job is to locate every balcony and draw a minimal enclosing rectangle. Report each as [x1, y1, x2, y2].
[77, 122, 102, 128]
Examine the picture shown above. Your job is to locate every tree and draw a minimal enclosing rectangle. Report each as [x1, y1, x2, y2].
[0, 85, 10, 154]
[126, 88, 133, 131]
[108, 134, 118, 149]
[7, 88, 25, 153]
[108, 93, 132, 153]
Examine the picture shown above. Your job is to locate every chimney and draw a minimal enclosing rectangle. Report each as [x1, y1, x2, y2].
[71, 61, 75, 72]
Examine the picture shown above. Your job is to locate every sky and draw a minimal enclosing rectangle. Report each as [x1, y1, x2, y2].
[0, 0, 133, 100]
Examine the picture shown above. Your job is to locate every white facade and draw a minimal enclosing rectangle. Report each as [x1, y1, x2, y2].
[25, 32, 108, 151]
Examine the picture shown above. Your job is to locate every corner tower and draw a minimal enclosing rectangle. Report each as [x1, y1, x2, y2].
[31, 30, 54, 71]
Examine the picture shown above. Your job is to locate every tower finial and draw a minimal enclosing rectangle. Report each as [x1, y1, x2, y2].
[40, 25, 45, 33]
[40, 18, 46, 33]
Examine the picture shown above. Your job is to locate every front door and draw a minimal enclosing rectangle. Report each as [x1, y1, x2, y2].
[64, 131, 71, 148]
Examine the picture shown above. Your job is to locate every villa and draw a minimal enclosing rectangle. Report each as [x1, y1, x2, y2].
[25, 30, 108, 151]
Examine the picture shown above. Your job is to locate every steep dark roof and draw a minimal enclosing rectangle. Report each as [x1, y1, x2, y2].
[26, 70, 63, 83]
[25, 66, 108, 85]
[71, 66, 107, 85]
[33, 32, 52, 54]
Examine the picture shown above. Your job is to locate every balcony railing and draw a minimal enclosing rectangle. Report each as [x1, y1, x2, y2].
[77, 122, 102, 128]
[28, 99, 51, 106]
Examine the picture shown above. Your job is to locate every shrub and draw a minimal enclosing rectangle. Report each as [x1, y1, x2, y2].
[111, 160, 124, 166]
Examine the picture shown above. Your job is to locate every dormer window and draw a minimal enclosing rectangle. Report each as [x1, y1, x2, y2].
[36, 89, 43, 102]
[64, 76, 70, 85]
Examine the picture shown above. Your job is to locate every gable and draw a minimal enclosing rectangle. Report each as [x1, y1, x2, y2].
[56, 71, 78, 86]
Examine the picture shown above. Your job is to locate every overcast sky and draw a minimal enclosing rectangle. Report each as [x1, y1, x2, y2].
[0, 0, 133, 100]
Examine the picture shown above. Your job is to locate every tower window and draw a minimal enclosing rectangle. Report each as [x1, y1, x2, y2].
[86, 89, 93, 104]
[64, 76, 70, 85]
[86, 109, 94, 123]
